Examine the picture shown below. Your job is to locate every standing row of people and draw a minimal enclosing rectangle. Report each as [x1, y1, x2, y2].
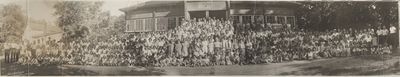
[11, 18, 397, 67]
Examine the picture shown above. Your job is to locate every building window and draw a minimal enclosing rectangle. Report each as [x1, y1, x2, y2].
[287, 16, 295, 26]
[145, 18, 155, 31]
[277, 16, 286, 24]
[126, 20, 133, 32]
[177, 17, 183, 27]
[168, 17, 176, 29]
[254, 15, 264, 24]
[265, 16, 276, 24]
[155, 17, 169, 31]
[137, 19, 144, 31]
[242, 16, 252, 24]
[231, 16, 240, 24]
[125, 16, 183, 32]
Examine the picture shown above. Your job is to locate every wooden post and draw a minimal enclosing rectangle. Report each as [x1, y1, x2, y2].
[239, 16, 243, 24]
[153, 11, 157, 31]
[184, 0, 190, 20]
[206, 11, 210, 18]
[398, 1, 400, 48]
[126, 19, 129, 32]
[226, 0, 231, 20]
[284, 16, 288, 24]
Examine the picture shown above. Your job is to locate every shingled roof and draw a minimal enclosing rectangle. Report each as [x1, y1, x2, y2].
[119, 1, 183, 12]
[119, 0, 301, 12]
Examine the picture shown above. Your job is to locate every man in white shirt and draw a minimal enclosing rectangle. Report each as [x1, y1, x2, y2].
[390, 25, 397, 34]
[389, 25, 398, 47]
[377, 26, 384, 45]
[382, 26, 389, 45]
[202, 40, 208, 54]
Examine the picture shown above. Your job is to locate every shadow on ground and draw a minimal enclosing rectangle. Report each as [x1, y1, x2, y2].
[3, 51, 400, 76]
[61, 65, 165, 76]
[1, 59, 165, 76]
[281, 54, 400, 75]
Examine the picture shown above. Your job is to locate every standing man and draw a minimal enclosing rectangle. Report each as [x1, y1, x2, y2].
[168, 40, 175, 57]
[382, 26, 389, 45]
[182, 39, 190, 59]
[377, 26, 383, 45]
[389, 24, 398, 47]
[4, 43, 10, 63]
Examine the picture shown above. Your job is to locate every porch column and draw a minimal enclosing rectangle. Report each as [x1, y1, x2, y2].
[206, 11, 210, 18]
[184, 0, 190, 19]
[226, 0, 231, 19]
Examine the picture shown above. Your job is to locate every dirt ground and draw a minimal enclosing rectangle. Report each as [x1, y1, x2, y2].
[2, 54, 400, 76]
[159, 55, 400, 75]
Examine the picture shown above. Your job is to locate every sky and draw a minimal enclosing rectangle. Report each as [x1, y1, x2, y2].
[0, 0, 148, 39]
[0, 0, 27, 11]
[1, 0, 385, 23]
[102, 0, 148, 16]
[0, 0, 148, 23]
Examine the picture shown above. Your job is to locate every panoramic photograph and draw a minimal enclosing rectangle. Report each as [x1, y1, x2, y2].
[1, 0, 400, 76]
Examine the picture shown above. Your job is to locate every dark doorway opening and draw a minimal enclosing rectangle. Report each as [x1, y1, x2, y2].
[209, 10, 226, 19]
[189, 10, 227, 19]
[189, 11, 206, 19]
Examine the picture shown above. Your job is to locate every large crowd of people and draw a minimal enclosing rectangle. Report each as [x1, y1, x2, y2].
[8, 18, 397, 67]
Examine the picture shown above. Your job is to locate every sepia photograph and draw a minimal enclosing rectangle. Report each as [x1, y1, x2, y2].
[1, 0, 400, 76]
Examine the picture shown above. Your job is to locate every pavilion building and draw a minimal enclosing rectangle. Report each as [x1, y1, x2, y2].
[120, 0, 300, 32]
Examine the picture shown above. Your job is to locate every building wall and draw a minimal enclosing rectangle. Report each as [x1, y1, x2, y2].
[125, 4, 184, 32]
[230, 2, 296, 16]
[186, 1, 226, 11]
[126, 5, 185, 20]
[32, 33, 62, 45]
[154, 5, 185, 17]
[123, 1, 299, 32]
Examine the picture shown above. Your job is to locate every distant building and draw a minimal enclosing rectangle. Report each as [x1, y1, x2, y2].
[23, 19, 63, 44]
[120, 0, 300, 32]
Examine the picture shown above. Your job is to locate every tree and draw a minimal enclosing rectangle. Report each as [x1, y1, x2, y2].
[0, 4, 27, 43]
[88, 14, 128, 42]
[53, 1, 103, 43]
[296, 2, 398, 31]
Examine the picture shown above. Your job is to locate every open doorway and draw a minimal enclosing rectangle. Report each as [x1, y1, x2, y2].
[209, 10, 226, 19]
[189, 10, 227, 19]
[189, 11, 206, 19]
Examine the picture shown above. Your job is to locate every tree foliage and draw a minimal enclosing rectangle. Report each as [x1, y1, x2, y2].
[0, 4, 27, 43]
[296, 1, 398, 31]
[88, 13, 128, 42]
[53, 1, 103, 43]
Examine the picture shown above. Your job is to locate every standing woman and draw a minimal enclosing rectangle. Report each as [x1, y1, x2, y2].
[182, 39, 190, 59]
[245, 38, 253, 64]
[208, 38, 215, 64]
[239, 39, 246, 65]
[200, 39, 208, 57]
[207, 38, 214, 55]
[168, 40, 175, 57]
[214, 38, 222, 65]
[175, 40, 182, 58]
